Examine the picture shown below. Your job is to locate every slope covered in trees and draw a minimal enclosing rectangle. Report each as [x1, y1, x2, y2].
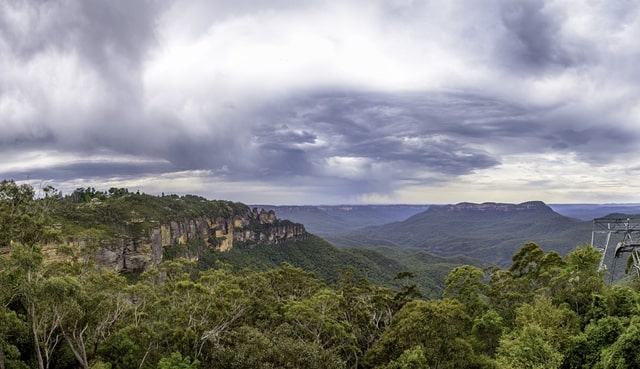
[331, 201, 593, 266]
[3, 180, 640, 368]
[254, 205, 429, 236]
[0, 181, 479, 298]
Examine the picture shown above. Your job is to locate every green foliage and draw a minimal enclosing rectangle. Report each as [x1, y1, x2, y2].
[496, 296, 578, 368]
[444, 265, 488, 317]
[0, 180, 60, 248]
[163, 239, 204, 261]
[158, 352, 199, 369]
[332, 202, 592, 267]
[0, 235, 634, 369]
[201, 235, 454, 299]
[381, 345, 428, 369]
[4, 182, 640, 369]
[497, 323, 564, 369]
[472, 310, 504, 357]
[52, 188, 248, 243]
[209, 326, 346, 369]
[598, 317, 640, 369]
[365, 299, 476, 369]
[563, 316, 626, 368]
[551, 244, 604, 317]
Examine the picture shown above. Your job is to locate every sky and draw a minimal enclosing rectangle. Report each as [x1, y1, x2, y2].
[1, 0, 640, 205]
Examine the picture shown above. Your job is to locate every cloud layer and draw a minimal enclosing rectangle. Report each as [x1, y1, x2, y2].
[1, 0, 639, 204]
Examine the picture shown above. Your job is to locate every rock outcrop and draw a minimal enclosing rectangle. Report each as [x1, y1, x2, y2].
[61, 207, 307, 272]
[432, 201, 551, 213]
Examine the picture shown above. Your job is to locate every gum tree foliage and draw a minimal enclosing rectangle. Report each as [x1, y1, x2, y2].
[5, 182, 640, 369]
[1, 181, 61, 369]
[365, 298, 477, 369]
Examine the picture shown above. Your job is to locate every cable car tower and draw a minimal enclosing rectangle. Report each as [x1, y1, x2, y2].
[592, 217, 640, 279]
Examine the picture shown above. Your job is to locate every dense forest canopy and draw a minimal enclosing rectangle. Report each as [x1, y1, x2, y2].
[2, 180, 640, 369]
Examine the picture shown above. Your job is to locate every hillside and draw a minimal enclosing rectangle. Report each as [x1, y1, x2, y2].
[39, 188, 308, 273]
[197, 235, 485, 298]
[5, 181, 640, 369]
[550, 203, 640, 220]
[254, 204, 429, 236]
[329, 201, 593, 266]
[1, 182, 478, 298]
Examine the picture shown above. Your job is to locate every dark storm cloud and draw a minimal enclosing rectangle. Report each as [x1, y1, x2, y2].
[498, 0, 573, 72]
[1, 0, 158, 66]
[253, 127, 318, 150]
[2, 161, 173, 183]
[249, 91, 508, 180]
[0, 0, 161, 150]
[2, 0, 640, 203]
[0, 126, 55, 146]
[247, 90, 640, 184]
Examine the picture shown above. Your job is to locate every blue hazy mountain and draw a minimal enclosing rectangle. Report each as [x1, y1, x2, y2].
[550, 203, 640, 220]
[252, 204, 429, 236]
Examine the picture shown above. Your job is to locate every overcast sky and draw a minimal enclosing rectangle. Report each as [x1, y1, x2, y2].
[1, 0, 639, 204]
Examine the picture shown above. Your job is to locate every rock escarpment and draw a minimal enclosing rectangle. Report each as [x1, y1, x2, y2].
[66, 207, 307, 272]
[433, 201, 551, 213]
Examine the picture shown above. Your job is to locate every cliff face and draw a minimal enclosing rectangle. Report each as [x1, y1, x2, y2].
[432, 201, 551, 213]
[65, 208, 307, 272]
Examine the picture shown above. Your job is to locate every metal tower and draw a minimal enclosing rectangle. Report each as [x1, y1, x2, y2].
[592, 217, 640, 279]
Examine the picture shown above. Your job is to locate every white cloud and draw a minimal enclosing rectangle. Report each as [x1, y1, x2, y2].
[391, 152, 640, 204]
[2, 0, 640, 204]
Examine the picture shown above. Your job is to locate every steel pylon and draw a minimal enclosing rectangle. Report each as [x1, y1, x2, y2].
[592, 217, 640, 280]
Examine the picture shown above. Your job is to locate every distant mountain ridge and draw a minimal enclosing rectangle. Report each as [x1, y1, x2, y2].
[328, 201, 593, 267]
[431, 200, 549, 212]
[550, 203, 640, 220]
[253, 204, 429, 236]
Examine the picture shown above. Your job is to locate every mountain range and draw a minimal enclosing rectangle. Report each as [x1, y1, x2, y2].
[327, 201, 593, 266]
[253, 204, 429, 236]
[549, 203, 640, 220]
[6, 180, 640, 301]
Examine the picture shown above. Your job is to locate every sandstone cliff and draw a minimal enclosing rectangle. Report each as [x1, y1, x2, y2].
[432, 201, 551, 213]
[60, 207, 307, 273]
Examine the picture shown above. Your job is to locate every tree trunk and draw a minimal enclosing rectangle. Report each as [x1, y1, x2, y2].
[30, 303, 45, 369]
[64, 334, 89, 369]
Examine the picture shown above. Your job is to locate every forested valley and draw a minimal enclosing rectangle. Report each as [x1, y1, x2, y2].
[2, 180, 640, 369]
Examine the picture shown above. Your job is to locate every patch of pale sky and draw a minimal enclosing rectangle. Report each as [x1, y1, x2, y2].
[0, 150, 170, 174]
[1, 48, 106, 142]
[361, 151, 640, 204]
[145, 0, 483, 116]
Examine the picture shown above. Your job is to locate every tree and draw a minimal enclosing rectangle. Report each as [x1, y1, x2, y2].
[158, 352, 199, 369]
[0, 180, 59, 249]
[444, 265, 488, 318]
[598, 317, 640, 368]
[510, 242, 565, 295]
[562, 316, 625, 369]
[486, 267, 525, 327]
[472, 310, 504, 357]
[551, 244, 604, 318]
[496, 296, 578, 369]
[381, 345, 429, 369]
[510, 242, 546, 279]
[497, 324, 563, 369]
[337, 271, 395, 365]
[283, 288, 357, 364]
[488, 243, 565, 327]
[0, 181, 65, 369]
[208, 326, 345, 369]
[0, 283, 27, 369]
[365, 299, 476, 369]
[392, 272, 422, 309]
[59, 268, 129, 369]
